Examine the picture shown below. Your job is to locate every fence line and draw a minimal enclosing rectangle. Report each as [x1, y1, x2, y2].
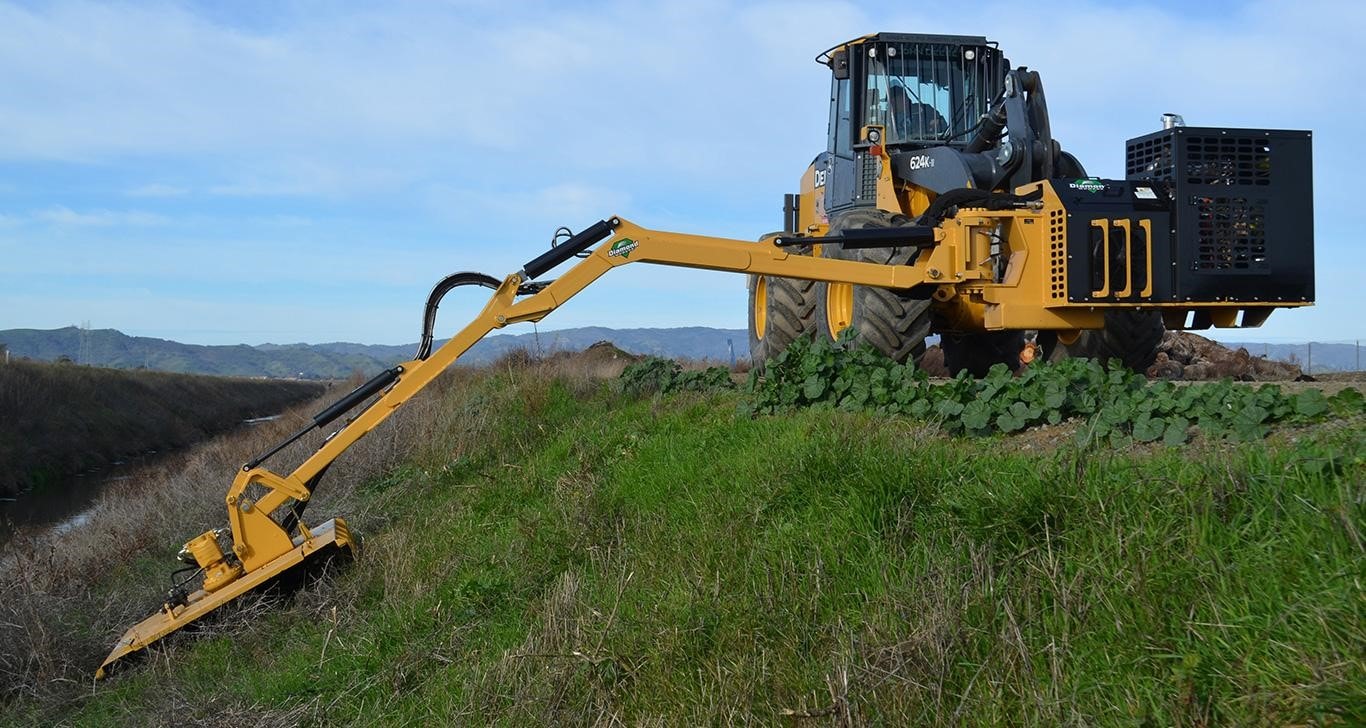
[1224, 339, 1364, 374]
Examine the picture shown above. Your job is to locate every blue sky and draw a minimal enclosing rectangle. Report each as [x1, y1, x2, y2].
[0, 0, 1359, 345]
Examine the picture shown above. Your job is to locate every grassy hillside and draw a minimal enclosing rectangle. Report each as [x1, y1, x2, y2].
[2, 355, 1362, 725]
[0, 359, 325, 497]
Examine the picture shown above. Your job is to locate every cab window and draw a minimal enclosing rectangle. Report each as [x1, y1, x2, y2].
[828, 75, 852, 157]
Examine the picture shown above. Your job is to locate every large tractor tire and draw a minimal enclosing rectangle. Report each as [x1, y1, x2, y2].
[1051, 310, 1164, 371]
[747, 240, 817, 369]
[813, 209, 932, 365]
[942, 330, 1027, 377]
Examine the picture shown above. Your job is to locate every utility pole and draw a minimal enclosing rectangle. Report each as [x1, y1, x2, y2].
[79, 320, 91, 366]
[1307, 342, 1312, 375]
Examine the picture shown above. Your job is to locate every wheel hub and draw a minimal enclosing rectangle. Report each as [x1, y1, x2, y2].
[826, 282, 853, 337]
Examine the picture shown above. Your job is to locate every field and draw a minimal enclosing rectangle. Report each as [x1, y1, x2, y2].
[1, 349, 1362, 726]
[0, 360, 326, 499]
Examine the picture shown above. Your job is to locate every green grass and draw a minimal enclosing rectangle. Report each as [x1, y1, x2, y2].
[13, 369, 1365, 726]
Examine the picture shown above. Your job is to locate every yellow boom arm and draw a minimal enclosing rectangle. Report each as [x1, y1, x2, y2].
[97, 199, 1307, 677]
[95, 215, 940, 677]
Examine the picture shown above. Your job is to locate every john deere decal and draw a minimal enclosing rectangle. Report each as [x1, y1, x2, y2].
[608, 239, 639, 259]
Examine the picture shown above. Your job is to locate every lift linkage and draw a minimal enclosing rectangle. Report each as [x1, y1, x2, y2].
[96, 215, 939, 678]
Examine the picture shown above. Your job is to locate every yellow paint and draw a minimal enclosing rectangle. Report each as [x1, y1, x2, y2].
[97, 518, 354, 679]
[825, 282, 854, 338]
[753, 275, 768, 340]
[98, 185, 1310, 677]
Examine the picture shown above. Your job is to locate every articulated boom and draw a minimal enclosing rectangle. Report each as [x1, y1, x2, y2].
[98, 215, 935, 677]
[98, 179, 1310, 675]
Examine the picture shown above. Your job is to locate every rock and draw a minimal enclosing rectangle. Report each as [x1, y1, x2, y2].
[1155, 331, 1302, 381]
[1146, 352, 1184, 380]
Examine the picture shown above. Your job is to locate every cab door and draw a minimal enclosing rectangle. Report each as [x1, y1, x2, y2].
[823, 64, 857, 215]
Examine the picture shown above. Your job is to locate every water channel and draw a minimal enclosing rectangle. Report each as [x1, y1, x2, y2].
[0, 414, 283, 548]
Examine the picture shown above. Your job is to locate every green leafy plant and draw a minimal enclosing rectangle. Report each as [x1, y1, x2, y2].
[744, 332, 1361, 444]
[620, 357, 734, 396]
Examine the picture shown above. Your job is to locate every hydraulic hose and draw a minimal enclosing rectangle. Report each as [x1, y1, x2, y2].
[416, 272, 502, 360]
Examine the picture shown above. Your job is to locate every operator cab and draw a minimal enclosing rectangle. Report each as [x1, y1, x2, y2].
[822, 33, 1005, 150]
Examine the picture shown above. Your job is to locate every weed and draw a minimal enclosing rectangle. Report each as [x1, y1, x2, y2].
[619, 357, 733, 396]
[746, 332, 1362, 444]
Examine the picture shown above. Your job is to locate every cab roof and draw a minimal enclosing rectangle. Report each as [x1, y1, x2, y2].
[818, 32, 996, 66]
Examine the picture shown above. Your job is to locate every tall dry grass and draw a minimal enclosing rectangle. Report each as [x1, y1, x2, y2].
[0, 348, 615, 713]
[0, 359, 325, 497]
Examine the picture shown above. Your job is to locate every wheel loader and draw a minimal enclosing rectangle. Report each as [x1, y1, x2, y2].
[749, 32, 1313, 375]
[96, 32, 1313, 678]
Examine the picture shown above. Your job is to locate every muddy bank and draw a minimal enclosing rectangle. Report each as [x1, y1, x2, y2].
[0, 360, 326, 498]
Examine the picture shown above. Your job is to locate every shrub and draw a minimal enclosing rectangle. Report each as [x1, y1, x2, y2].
[620, 357, 734, 396]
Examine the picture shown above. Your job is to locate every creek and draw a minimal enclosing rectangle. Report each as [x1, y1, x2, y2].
[0, 413, 284, 548]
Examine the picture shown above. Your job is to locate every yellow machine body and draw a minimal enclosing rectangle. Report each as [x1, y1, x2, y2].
[97, 29, 1312, 679]
[97, 188, 1308, 677]
[97, 518, 353, 679]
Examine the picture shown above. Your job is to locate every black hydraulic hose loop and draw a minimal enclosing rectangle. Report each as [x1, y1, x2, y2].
[551, 226, 591, 259]
[167, 565, 204, 605]
[416, 272, 502, 360]
[914, 187, 1042, 228]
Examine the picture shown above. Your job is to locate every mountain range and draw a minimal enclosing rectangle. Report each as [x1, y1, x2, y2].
[0, 326, 749, 379]
[1, 327, 1359, 379]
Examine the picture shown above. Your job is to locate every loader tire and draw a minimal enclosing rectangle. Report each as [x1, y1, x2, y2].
[942, 330, 1027, 377]
[748, 238, 817, 369]
[813, 209, 932, 365]
[1053, 310, 1164, 371]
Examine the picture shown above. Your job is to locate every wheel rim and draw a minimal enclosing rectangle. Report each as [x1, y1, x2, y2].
[753, 276, 768, 340]
[825, 282, 853, 338]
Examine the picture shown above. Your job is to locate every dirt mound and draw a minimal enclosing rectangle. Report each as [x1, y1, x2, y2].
[1148, 331, 1303, 381]
[919, 333, 1302, 382]
[578, 340, 641, 364]
[547, 340, 642, 379]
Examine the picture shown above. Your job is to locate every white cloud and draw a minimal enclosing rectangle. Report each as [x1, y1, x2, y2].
[424, 182, 630, 232]
[0, 1, 1361, 343]
[125, 183, 189, 198]
[32, 206, 169, 227]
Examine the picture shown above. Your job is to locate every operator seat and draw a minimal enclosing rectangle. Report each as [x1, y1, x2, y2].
[888, 85, 948, 140]
[906, 102, 948, 138]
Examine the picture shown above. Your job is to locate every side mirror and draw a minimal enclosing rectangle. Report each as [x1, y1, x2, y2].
[832, 50, 849, 80]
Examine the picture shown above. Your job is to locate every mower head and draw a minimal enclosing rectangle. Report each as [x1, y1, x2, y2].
[96, 517, 354, 679]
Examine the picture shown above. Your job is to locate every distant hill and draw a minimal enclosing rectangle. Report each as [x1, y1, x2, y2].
[5, 326, 1354, 379]
[1224, 341, 1362, 375]
[0, 326, 749, 379]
